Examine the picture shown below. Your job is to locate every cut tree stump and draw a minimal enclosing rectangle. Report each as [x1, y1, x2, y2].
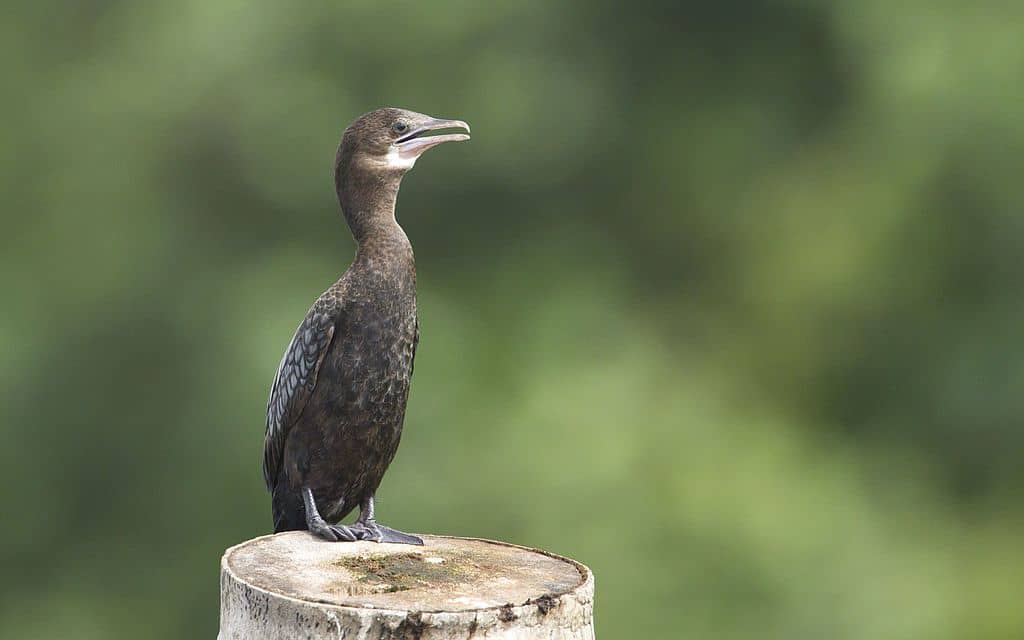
[219, 532, 595, 639]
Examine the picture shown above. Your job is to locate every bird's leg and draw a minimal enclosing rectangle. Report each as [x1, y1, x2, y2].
[349, 496, 383, 542]
[350, 494, 424, 546]
[302, 487, 358, 542]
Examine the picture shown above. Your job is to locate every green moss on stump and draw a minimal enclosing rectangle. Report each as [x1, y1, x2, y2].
[335, 552, 468, 593]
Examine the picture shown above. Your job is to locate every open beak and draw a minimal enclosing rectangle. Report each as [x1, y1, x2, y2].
[395, 117, 471, 160]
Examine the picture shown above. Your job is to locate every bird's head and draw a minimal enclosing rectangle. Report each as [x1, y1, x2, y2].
[336, 107, 470, 179]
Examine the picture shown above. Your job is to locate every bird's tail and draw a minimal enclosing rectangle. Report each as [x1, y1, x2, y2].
[271, 481, 306, 533]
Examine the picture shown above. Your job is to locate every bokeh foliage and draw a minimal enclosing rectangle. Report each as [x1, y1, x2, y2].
[2, 1, 1022, 638]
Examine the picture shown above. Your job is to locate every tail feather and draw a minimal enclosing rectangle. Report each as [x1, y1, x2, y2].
[271, 481, 306, 533]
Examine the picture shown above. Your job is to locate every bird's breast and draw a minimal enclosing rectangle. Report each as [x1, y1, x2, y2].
[325, 293, 417, 415]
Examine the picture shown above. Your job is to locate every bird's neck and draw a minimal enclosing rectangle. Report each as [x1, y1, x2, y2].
[337, 168, 413, 267]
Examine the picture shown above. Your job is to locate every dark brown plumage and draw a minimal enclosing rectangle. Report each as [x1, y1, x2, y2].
[263, 108, 470, 544]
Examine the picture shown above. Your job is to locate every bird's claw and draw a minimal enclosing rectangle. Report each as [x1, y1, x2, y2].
[309, 520, 358, 542]
[329, 524, 359, 541]
[307, 504, 420, 545]
[375, 525, 424, 546]
[335, 520, 422, 545]
[350, 521, 384, 543]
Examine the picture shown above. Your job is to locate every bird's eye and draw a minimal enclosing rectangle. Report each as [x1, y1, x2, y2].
[392, 121, 409, 134]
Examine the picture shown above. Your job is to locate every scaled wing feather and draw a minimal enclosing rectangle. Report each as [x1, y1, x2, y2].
[263, 310, 336, 490]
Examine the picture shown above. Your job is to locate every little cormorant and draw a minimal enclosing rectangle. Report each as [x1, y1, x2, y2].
[263, 108, 470, 544]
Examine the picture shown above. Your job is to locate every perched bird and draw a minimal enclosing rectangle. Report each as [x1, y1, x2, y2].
[263, 108, 470, 544]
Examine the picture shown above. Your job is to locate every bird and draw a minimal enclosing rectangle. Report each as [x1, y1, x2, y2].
[262, 108, 470, 544]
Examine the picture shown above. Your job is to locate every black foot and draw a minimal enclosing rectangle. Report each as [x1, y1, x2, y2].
[350, 495, 423, 545]
[302, 487, 360, 542]
[375, 524, 424, 546]
[309, 519, 359, 542]
[349, 521, 383, 543]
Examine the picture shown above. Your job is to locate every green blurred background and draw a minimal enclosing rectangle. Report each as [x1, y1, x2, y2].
[2, 1, 1023, 638]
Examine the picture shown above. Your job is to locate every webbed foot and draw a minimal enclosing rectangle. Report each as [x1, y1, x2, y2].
[374, 524, 424, 545]
[349, 520, 384, 543]
[347, 520, 423, 545]
[303, 487, 360, 542]
[353, 495, 424, 545]
[309, 520, 360, 542]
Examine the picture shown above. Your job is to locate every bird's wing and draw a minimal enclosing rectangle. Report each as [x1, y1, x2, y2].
[263, 306, 337, 491]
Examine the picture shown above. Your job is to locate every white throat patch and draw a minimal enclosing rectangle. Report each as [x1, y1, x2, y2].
[385, 146, 417, 170]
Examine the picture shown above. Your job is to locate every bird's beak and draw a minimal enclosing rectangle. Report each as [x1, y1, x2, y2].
[394, 117, 471, 161]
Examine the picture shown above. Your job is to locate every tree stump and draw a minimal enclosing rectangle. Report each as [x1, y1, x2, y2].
[219, 532, 595, 639]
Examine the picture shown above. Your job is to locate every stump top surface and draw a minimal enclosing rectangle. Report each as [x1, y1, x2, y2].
[224, 532, 586, 612]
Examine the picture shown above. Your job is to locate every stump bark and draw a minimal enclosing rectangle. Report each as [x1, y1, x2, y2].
[219, 532, 595, 639]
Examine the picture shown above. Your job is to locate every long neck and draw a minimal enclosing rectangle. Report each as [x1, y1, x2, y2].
[336, 163, 414, 269]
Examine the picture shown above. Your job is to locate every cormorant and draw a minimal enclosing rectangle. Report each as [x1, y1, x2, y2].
[263, 108, 470, 544]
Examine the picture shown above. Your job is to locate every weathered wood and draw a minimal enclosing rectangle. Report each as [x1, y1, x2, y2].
[219, 532, 595, 639]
